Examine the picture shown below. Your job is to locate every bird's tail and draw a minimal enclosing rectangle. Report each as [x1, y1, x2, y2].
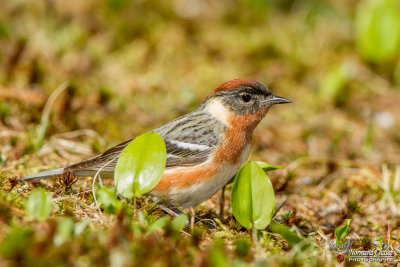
[23, 168, 65, 182]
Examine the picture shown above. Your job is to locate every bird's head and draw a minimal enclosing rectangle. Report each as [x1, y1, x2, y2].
[203, 79, 291, 117]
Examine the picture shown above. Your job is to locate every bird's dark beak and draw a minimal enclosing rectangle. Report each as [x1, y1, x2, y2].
[268, 95, 292, 105]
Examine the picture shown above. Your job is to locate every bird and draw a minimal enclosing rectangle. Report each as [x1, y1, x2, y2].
[24, 79, 291, 209]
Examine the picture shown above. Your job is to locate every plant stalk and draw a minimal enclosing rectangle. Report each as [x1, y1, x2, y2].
[251, 222, 258, 243]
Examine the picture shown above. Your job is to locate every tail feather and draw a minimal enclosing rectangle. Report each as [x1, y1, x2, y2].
[23, 168, 65, 182]
[23, 148, 121, 182]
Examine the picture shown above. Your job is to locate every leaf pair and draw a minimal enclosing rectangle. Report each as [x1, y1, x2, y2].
[231, 161, 276, 230]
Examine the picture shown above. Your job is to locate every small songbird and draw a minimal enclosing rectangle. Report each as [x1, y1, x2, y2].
[24, 79, 291, 208]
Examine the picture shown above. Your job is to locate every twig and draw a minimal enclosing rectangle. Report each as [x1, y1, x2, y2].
[190, 208, 195, 233]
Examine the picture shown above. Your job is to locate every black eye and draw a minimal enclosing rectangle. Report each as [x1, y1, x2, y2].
[241, 94, 252, 102]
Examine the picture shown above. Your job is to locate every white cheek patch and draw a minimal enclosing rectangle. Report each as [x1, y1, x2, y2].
[168, 140, 210, 152]
[204, 99, 232, 126]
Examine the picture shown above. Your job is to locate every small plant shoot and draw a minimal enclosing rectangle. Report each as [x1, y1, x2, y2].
[269, 221, 305, 249]
[25, 188, 52, 221]
[96, 187, 122, 214]
[231, 161, 275, 241]
[335, 219, 352, 246]
[54, 217, 74, 246]
[114, 132, 166, 199]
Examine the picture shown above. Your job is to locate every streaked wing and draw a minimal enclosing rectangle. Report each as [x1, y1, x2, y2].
[163, 140, 213, 167]
[65, 138, 211, 175]
[68, 136, 215, 174]
[155, 110, 224, 167]
[67, 110, 224, 174]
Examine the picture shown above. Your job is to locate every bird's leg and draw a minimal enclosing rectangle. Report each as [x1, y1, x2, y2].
[194, 217, 217, 229]
[151, 199, 217, 229]
[189, 207, 195, 233]
[157, 203, 184, 217]
[219, 185, 226, 221]
[147, 196, 183, 216]
[156, 203, 216, 229]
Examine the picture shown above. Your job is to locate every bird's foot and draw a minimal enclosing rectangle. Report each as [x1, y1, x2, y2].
[194, 217, 217, 229]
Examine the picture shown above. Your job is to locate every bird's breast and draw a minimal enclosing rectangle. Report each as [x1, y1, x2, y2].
[150, 114, 256, 207]
[151, 143, 251, 208]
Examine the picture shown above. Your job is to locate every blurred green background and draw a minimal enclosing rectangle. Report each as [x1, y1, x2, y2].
[0, 0, 399, 265]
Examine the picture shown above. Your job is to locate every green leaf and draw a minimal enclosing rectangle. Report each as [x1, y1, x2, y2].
[320, 62, 354, 105]
[210, 240, 230, 267]
[255, 161, 283, 172]
[147, 216, 170, 234]
[25, 188, 52, 221]
[231, 161, 275, 230]
[54, 218, 74, 246]
[335, 219, 352, 246]
[269, 221, 304, 249]
[234, 237, 251, 259]
[0, 227, 31, 258]
[74, 220, 90, 237]
[171, 214, 188, 232]
[114, 132, 166, 198]
[394, 59, 400, 86]
[355, 0, 400, 63]
[226, 161, 281, 185]
[96, 187, 122, 214]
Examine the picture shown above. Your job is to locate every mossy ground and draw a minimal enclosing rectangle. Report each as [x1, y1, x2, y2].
[0, 0, 399, 266]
